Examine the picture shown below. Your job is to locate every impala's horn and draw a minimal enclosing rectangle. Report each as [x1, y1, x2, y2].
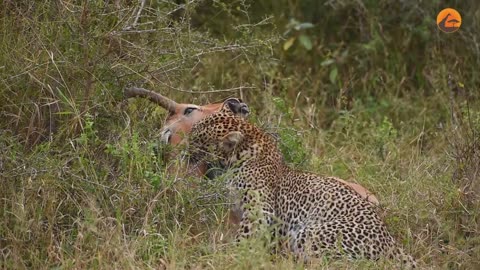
[124, 87, 178, 113]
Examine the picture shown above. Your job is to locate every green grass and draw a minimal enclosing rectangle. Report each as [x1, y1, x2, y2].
[1, 1, 480, 269]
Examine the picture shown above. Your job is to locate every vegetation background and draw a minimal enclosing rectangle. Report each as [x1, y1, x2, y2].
[1, 0, 479, 269]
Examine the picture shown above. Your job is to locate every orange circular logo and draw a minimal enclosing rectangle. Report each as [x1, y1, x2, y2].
[437, 8, 461, 33]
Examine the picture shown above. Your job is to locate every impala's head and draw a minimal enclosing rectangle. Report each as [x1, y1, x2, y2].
[159, 97, 249, 146]
[124, 87, 249, 177]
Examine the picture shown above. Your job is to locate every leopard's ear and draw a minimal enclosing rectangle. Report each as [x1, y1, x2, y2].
[221, 131, 244, 152]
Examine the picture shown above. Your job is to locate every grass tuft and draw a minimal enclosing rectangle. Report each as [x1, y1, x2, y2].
[1, 1, 480, 269]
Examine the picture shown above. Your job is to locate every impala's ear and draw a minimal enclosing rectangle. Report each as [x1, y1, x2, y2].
[221, 131, 244, 152]
[224, 98, 250, 117]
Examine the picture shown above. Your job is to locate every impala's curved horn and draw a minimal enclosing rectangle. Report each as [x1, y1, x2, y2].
[124, 87, 178, 113]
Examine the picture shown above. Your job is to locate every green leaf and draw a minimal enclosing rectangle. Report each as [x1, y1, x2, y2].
[283, 37, 296, 51]
[320, 59, 335, 66]
[329, 67, 338, 84]
[298, 34, 312, 50]
[295, 22, 314, 31]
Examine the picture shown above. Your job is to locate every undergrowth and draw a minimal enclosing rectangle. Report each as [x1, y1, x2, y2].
[1, 1, 480, 269]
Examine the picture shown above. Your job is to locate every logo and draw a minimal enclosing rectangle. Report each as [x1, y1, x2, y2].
[437, 8, 461, 33]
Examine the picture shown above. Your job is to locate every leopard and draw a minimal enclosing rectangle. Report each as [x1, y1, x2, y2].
[188, 109, 417, 268]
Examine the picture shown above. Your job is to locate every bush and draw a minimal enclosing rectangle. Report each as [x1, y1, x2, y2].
[1, 1, 479, 268]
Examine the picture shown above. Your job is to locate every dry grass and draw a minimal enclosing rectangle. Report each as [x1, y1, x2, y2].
[1, 1, 480, 269]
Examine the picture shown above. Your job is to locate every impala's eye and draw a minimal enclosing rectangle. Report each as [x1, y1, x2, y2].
[184, 107, 197, 115]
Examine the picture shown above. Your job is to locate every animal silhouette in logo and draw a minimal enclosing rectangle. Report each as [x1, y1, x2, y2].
[437, 8, 462, 33]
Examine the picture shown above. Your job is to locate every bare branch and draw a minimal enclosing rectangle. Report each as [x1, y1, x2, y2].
[133, 0, 146, 27]
[152, 80, 256, 94]
[123, 0, 146, 31]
